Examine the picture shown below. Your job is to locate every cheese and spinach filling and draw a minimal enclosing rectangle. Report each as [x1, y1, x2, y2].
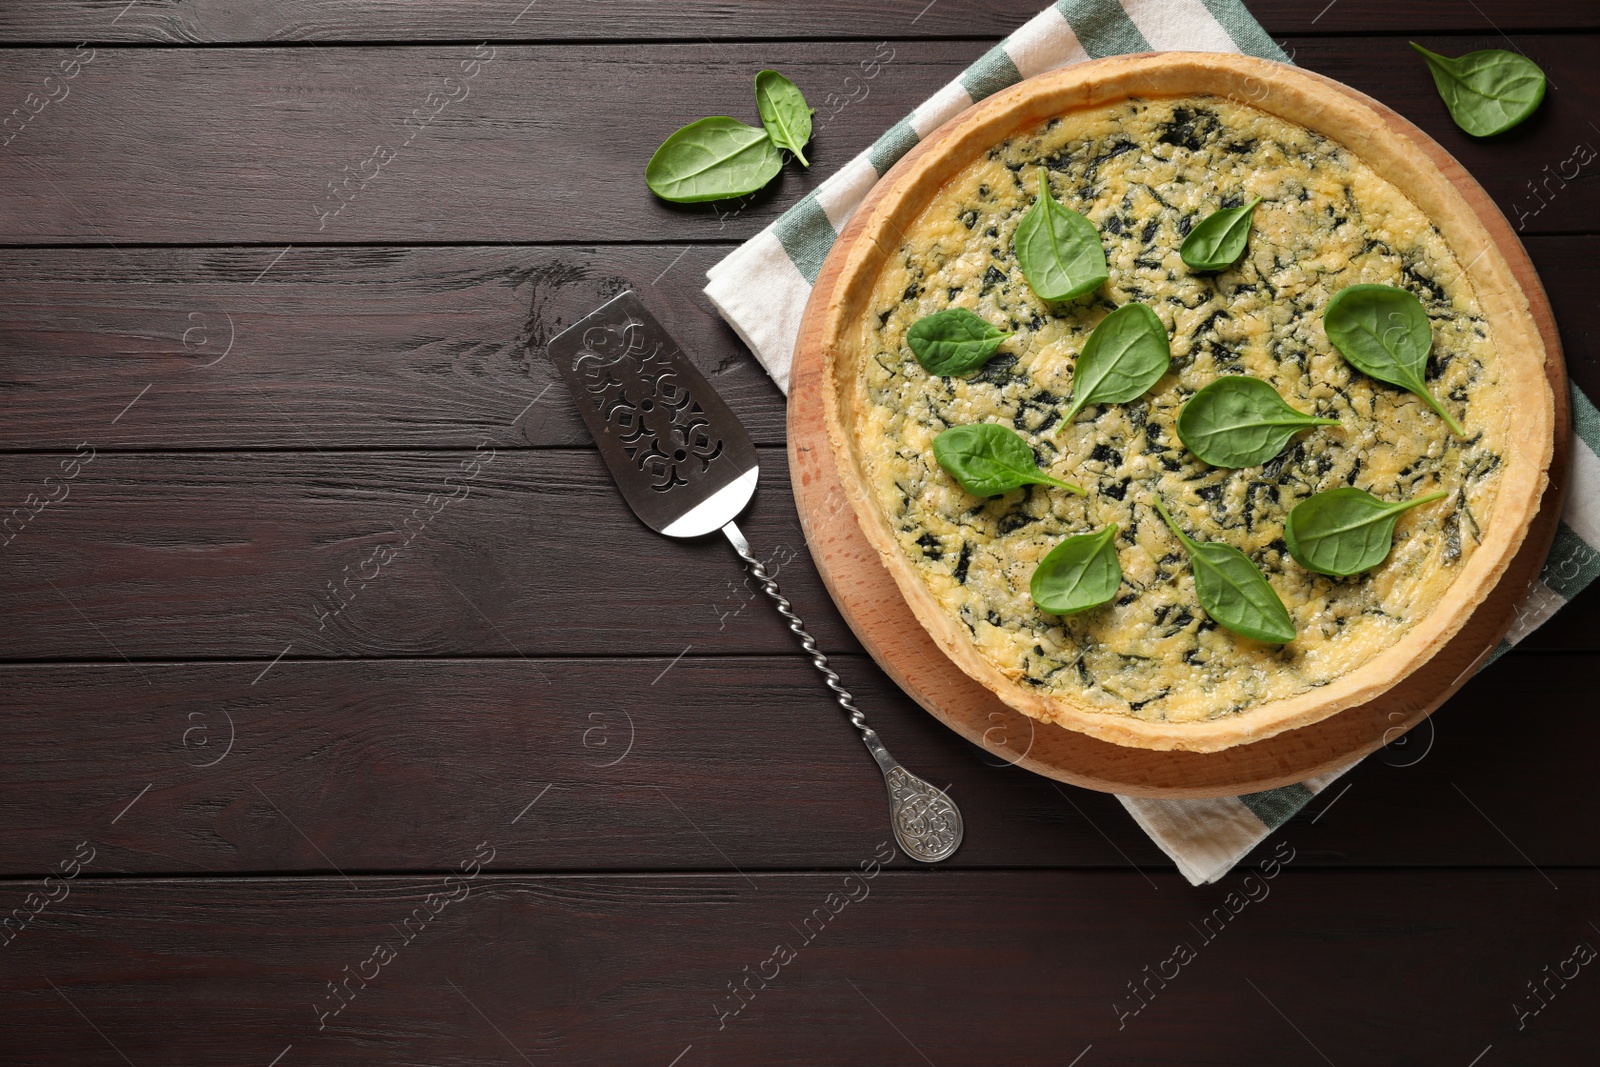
[856, 95, 1507, 723]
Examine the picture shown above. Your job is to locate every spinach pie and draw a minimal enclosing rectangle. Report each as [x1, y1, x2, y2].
[819, 53, 1553, 752]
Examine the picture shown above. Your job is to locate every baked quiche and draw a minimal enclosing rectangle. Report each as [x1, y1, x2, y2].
[820, 53, 1553, 752]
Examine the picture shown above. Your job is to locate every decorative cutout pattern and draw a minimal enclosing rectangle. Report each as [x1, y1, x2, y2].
[569, 316, 724, 492]
[884, 767, 963, 863]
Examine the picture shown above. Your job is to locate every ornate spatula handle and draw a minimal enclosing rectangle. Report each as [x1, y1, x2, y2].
[722, 520, 964, 863]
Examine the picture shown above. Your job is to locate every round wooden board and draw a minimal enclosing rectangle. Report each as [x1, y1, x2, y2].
[788, 61, 1570, 799]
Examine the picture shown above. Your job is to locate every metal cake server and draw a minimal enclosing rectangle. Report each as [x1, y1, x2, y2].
[547, 291, 963, 863]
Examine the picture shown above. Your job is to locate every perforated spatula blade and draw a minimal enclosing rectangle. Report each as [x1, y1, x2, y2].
[547, 291, 963, 863]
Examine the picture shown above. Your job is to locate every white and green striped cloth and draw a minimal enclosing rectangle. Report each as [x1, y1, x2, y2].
[704, 0, 1600, 885]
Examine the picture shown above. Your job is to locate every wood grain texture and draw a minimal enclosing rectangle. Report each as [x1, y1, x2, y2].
[0, 36, 1593, 244]
[5, 441, 1596, 662]
[1, 238, 1594, 454]
[0, 244, 787, 450]
[0, 40, 963, 244]
[789, 54, 1568, 794]
[2, 870, 1596, 1066]
[2, 0, 1596, 43]
[0, 447, 862, 659]
[0, 3, 1595, 1063]
[0, 651, 1596, 877]
[1288, 34, 1600, 236]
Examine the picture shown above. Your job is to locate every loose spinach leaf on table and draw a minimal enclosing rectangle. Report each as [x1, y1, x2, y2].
[1058, 302, 1170, 426]
[1286, 487, 1450, 576]
[1176, 375, 1339, 468]
[1180, 196, 1261, 273]
[908, 308, 1012, 375]
[1154, 499, 1296, 644]
[1031, 524, 1121, 615]
[1410, 43, 1547, 138]
[645, 116, 783, 203]
[1323, 284, 1464, 435]
[933, 423, 1086, 498]
[754, 69, 815, 167]
[1014, 167, 1108, 301]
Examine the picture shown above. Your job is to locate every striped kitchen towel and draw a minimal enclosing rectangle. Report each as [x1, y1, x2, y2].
[703, 0, 1600, 885]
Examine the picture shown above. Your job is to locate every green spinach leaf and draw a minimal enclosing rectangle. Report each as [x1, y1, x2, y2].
[1154, 499, 1296, 644]
[933, 423, 1086, 498]
[1286, 487, 1450, 576]
[1411, 44, 1547, 138]
[1059, 302, 1170, 426]
[1014, 168, 1108, 301]
[1324, 283, 1465, 435]
[1180, 196, 1261, 272]
[1176, 375, 1339, 468]
[645, 116, 783, 203]
[1031, 524, 1121, 615]
[754, 69, 815, 167]
[908, 308, 1012, 376]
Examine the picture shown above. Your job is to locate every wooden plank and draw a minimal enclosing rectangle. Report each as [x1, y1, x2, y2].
[0, 41, 960, 244]
[1518, 586, 1600, 650]
[0, 447, 862, 659]
[2, 870, 1595, 1065]
[1270, 1, 1600, 34]
[0, 36, 1593, 244]
[0, 650, 1595, 877]
[1286, 35, 1600, 238]
[0, 244, 789, 450]
[0, 655, 1161, 876]
[2, 1, 1595, 43]
[6, 446, 1599, 660]
[1246, 647, 1600, 867]
[0, 236, 1592, 453]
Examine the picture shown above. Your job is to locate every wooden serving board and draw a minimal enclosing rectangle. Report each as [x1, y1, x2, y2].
[788, 64, 1569, 799]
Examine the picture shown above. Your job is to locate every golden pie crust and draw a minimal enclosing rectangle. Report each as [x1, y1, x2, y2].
[819, 53, 1553, 752]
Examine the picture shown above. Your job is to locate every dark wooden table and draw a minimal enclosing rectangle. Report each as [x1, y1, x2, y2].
[2, 3, 1597, 1063]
